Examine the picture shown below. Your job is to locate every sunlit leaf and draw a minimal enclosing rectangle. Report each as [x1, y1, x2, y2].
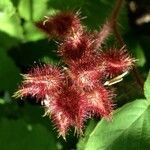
[77, 120, 97, 150]
[0, 0, 23, 39]
[18, 0, 48, 21]
[23, 21, 45, 41]
[85, 100, 150, 150]
[144, 71, 150, 100]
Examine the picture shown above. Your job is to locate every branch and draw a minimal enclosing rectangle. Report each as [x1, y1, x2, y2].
[109, 0, 144, 88]
[109, 0, 124, 47]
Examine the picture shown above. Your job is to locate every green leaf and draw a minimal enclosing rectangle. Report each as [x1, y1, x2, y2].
[0, 48, 20, 92]
[85, 100, 150, 150]
[144, 71, 150, 100]
[0, 32, 20, 50]
[134, 44, 146, 67]
[0, 0, 23, 39]
[10, 0, 20, 7]
[18, 0, 48, 21]
[77, 120, 97, 150]
[0, 118, 57, 150]
[0, 98, 5, 105]
[23, 21, 45, 42]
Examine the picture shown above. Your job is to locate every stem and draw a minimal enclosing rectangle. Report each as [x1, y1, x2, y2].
[131, 68, 144, 89]
[111, 0, 123, 21]
[109, 0, 144, 88]
[95, 0, 124, 50]
[109, 0, 124, 47]
[112, 24, 124, 46]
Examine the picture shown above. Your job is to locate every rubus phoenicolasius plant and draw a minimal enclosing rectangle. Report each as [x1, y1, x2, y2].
[14, 8, 135, 139]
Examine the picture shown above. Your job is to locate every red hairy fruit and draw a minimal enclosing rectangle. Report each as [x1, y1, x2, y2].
[36, 11, 82, 38]
[14, 65, 64, 99]
[73, 70, 103, 91]
[58, 32, 95, 62]
[86, 86, 113, 118]
[15, 11, 135, 139]
[101, 47, 134, 77]
[44, 85, 88, 138]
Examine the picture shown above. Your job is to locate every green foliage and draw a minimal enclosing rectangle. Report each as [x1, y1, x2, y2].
[0, 48, 20, 92]
[0, 103, 59, 150]
[144, 71, 150, 100]
[18, 0, 48, 21]
[0, 118, 57, 150]
[0, 0, 23, 39]
[77, 120, 97, 150]
[84, 100, 150, 150]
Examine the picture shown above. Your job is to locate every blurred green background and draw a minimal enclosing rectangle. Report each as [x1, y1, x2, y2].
[0, 0, 149, 149]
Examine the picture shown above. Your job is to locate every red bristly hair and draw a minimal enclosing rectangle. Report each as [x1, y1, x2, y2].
[15, 11, 134, 139]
